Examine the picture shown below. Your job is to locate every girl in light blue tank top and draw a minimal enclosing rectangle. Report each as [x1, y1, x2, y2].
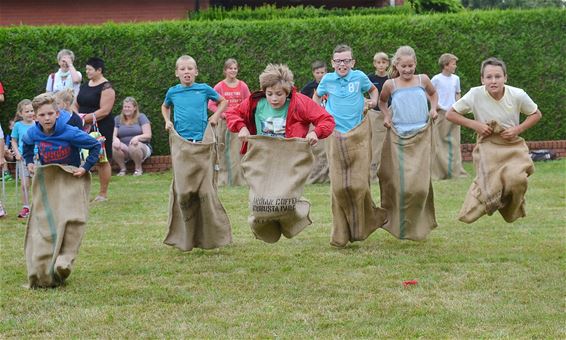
[390, 75, 429, 135]
[378, 46, 438, 135]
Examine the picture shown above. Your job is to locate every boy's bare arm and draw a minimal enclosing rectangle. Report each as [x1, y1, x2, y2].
[161, 104, 173, 131]
[446, 107, 493, 137]
[209, 96, 227, 126]
[366, 85, 378, 110]
[501, 110, 542, 140]
[312, 92, 322, 105]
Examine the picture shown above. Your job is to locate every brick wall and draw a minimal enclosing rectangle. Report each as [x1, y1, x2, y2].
[0, 0, 209, 26]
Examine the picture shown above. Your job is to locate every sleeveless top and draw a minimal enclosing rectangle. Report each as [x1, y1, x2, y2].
[77, 81, 114, 133]
[390, 75, 429, 136]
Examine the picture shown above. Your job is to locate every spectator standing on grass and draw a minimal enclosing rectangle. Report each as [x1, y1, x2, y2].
[73, 57, 115, 202]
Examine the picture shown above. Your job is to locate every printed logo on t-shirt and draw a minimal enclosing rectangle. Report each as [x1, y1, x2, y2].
[259, 117, 286, 138]
[38, 141, 71, 163]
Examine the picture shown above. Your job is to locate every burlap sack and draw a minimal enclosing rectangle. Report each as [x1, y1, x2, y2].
[24, 164, 91, 288]
[216, 119, 246, 186]
[458, 121, 534, 223]
[164, 128, 232, 251]
[431, 109, 468, 180]
[327, 116, 387, 247]
[378, 122, 437, 241]
[368, 109, 387, 183]
[240, 135, 314, 243]
[306, 137, 330, 184]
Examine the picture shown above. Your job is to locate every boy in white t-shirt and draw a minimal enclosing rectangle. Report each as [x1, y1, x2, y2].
[446, 57, 542, 223]
[447, 57, 541, 136]
[431, 53, 467, 179]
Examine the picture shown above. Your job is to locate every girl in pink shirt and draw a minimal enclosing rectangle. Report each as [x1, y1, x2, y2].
[208, 58, 251, 113]
[208, 58, 251, 186]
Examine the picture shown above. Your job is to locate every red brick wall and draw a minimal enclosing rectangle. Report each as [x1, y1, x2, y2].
[0, 0, 209, 26]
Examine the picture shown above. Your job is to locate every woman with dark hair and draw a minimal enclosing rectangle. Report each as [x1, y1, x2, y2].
[73, 57, 116, 202]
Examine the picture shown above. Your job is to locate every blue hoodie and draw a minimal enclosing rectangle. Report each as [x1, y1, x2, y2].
[23, 117, 101, 171]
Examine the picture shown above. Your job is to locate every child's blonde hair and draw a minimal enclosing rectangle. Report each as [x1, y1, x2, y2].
[373, 52, 389, 62]
[120, 96, 141, 125]
[224, 58, 238, 70]
[54, 88, 74, 108]
[16, 99, 32, 115]
[438, 53, 458, 70]
[31, 93, 58, 113]
[390, 46, 417, 78]
[259, 64, 294, 94]
[176, 55, 197, 69]
[481, 57, 507, 76]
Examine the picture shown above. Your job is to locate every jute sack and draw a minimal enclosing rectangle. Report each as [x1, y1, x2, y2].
[216, 119, 246, 186]
[241, 135, 314, 243]
[327, 116, 387, 247]
[24, 164, 91, 288]
[431, 109, 468, 180]
[164, 128, 232, 251]
[458, 121, 534, 223]
[368, 109, 387, 183]
[306, 136, 330, 184]
[378, 122, 437, 241]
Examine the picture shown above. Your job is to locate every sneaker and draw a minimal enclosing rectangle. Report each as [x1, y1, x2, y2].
[133, 169, 143, 176]
[116, 169, 126, 176]
[18, 207, 30, 218]
[92, 195, 107, 203]
[0, 202, 6, 217]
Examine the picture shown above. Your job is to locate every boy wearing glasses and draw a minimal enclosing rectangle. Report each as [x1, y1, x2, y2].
[313, 44, 386, 248]
[313, 44, 378, 132]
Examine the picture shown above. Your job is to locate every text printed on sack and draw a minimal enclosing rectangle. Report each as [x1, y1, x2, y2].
[252, 197, 297, 213]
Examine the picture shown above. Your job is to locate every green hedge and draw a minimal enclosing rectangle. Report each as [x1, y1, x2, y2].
[0, 9, 564, 155]
[188, 4, 413, 21]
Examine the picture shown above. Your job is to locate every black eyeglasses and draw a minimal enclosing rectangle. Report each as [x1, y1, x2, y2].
[332, 59, 353, 65]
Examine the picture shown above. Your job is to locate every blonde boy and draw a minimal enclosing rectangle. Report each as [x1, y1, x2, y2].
[368, 52, 390, 94]
[431, 53, 467, 179]
[162, 55, 227, 141]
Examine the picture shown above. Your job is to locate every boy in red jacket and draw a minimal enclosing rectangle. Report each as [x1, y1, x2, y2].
[225, 63, 335, 153]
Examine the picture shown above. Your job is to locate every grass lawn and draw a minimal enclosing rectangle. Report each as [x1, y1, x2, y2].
[1, 160, 564, 338]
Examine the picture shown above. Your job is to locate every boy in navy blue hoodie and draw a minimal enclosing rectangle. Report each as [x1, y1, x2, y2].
[23, 93, 100, 176]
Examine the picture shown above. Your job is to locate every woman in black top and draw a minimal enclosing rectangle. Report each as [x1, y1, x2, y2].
[73, 57, 116, 202]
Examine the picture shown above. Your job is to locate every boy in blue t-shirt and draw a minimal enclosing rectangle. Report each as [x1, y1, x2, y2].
[313, 44, 378, 133]
[161, 55, 227, 141]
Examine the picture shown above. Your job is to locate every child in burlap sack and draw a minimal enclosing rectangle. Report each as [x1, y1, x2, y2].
[208, 58, 251, 186]
[431, 53, 468, 180]
[22, 93, 101, 288]
[313, 44, 386, 247]
[378, 46, 439, 241]
[446, 57, 542, 223]
[225, 63, 335, 242]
